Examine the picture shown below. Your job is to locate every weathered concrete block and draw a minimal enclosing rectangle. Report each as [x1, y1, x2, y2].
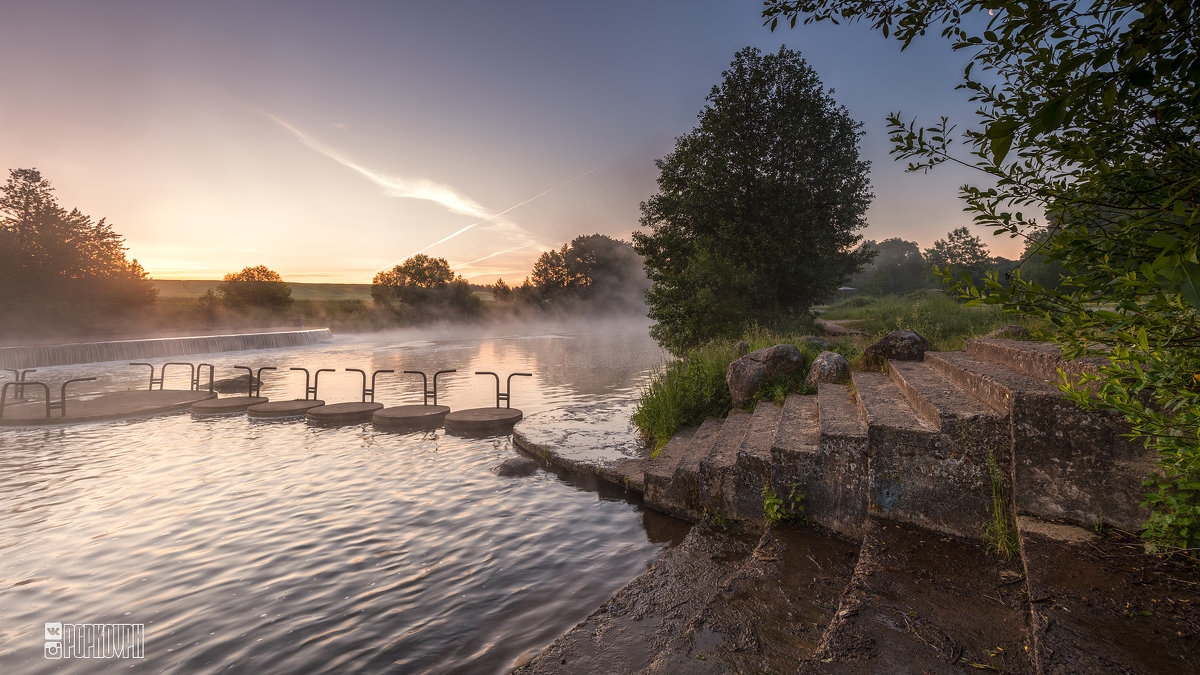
[728, 402, 782, 523]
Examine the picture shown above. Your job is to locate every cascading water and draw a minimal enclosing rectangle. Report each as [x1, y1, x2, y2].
[0, 329, 332, 369]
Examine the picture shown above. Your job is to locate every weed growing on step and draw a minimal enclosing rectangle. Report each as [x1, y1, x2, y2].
[762, 483, 807, 526]
[983, 452, 1019, 560]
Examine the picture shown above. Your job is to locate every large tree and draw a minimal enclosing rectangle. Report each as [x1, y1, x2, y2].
[371, 255, 481, 319]
[763, 1, 1200, 549]
[633, 46, 873, 353]
[0, 168, 155, 324]
[851, 237, 928, 295]
[218, 265, 292, 309]
[924, 226, 991, 283]
[529, 234, 647, 310]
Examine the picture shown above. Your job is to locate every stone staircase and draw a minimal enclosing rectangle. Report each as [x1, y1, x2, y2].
[512, 339, 1197, 673]
[637, 338, 1150, 539]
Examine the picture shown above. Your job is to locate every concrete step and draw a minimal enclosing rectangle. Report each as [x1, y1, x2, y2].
[922, 350, 1059, 414]
[887, 359, 1004, 434]
[808, 517, 1033, 673]
[1017, 516, 1200, 674]
[645, 524, 860, 673]
[805, 384, 869, 537]
[926, 351, 1151, 532]
[965, 338, 1105, 388]
[851, 370, 936, 436]
[853, 371, 1000, 538]
[697, 410, 752, 519]
[513, 525, 755, 675]
[728, 401, 784, 523]
[642, 426, 699, 518]
[773, 392, 820, 454]
[655, 417, 724, 522]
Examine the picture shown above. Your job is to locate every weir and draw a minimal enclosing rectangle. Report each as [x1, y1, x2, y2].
[0, 329, 332, 369]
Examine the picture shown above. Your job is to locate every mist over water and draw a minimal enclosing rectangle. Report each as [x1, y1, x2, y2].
[0, 320, 681, 673]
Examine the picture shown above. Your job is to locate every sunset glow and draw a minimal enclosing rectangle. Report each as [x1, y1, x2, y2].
[0, 1, 1022, 284]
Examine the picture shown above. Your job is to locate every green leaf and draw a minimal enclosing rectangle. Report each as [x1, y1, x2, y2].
[991, 134, 1013, 165]
[1041, 96, 1068, 132]
[1180, 261, 1200, 310]
[985, 119, 1019, 139]
[1147, 232, 1179, 250]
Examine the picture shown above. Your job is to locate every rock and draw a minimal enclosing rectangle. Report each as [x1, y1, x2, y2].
[806, 351, 850, 385]
[493, 456, 539, 477]
[212, 374, 261, 394]
[863, 329, 932, 368]
[984, 324, 1031, 339]
[727, 344, 803, 407]
[797, 335, 835, 350]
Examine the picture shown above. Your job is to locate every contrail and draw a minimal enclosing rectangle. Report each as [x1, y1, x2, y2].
[262, 111, 490, 219]
[261, 110, 597, 274]
[386, 167, 596, 269]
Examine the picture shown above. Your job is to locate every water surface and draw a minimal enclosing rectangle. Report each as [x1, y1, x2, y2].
[0, 320, 685, 673]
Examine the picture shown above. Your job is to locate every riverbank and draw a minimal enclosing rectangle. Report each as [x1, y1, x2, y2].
[511, 337, 1199, 671]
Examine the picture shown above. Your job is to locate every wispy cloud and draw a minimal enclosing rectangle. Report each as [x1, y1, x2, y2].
[262, 111, 490, 219]
[263, 111, 595, 276]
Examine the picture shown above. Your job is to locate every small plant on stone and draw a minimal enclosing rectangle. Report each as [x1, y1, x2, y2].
[763, 483, 806, 525]
[983, 452, 1018, 560]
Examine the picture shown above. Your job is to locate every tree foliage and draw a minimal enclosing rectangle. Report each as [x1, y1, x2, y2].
[0, 168, 155, 326]
[634, 46, 873, 354]
[529, 234, 647, 310]
[924, 226, 992, 283]
[763, 0, 1200, 549]
[850, 237, 929, 295]
[371, 255, 481, 319]
[218, 265, 292, 309]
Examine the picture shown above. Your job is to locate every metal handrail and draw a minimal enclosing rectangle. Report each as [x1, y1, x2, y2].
[129, 363, 163, 390]
[2, 368, 36, 400]
[475, 371, 532, 409]
[289, 367, 335, 401]
[346, 368, 394, 403]
[403, 369, 456, 406]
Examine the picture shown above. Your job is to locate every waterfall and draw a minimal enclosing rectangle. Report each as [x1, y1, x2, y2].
[0, 329, 333, 369]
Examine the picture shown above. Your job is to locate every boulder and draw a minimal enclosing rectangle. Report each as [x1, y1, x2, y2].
[797, 335, 835, 350]
[863, 329, 932, 368]
[984, 324, 1031, 339]
[806, 351, 850, 385]
[212, 374, 261, 394]
[727, 344, 803, 407]
[493, 456, 539, 477]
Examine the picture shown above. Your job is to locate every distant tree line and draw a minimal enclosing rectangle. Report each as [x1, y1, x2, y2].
[0, 168, 156, 334]
[847, 227, 1068, 298]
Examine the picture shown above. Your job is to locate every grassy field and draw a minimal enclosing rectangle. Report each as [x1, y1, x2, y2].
[150, 280, 374, 301]
[819, 290, 1044, 351]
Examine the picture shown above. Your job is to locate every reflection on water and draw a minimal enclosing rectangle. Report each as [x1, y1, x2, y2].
[0, 320, 682, 673]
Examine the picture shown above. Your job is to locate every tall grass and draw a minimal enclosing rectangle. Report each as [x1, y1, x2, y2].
[822, 290, 1043, 351]
[632, 324, 857, 453]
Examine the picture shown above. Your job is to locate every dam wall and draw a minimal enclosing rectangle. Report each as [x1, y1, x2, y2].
[0, 329, 333, 369]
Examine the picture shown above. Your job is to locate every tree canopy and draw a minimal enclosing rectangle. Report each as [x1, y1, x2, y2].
[528, 234, 647, 311]
[218, 265, 292, 308]
[371, 255, 481, 319]
[0, 167, 155, 329]
[763, 0, 1200, 549]
[850, 237, 928, 296]
[924, 226, 991, 283]
[633, 46, 873, 354]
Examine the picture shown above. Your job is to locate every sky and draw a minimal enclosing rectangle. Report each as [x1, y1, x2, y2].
[0, 0, 1022, 284]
